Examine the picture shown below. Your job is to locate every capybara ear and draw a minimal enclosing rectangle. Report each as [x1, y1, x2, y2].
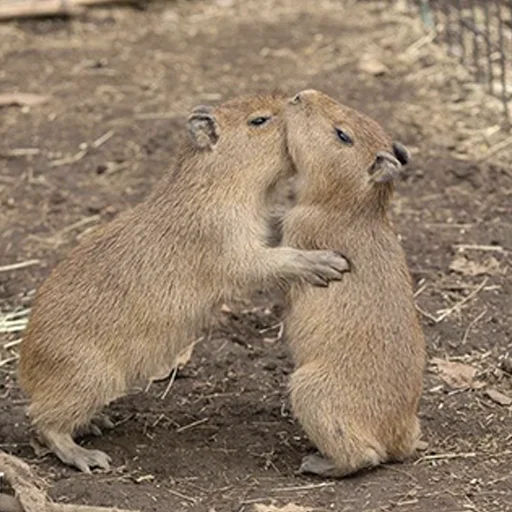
[188, 111, 219, 150]
[392, 141, 410, 165]
[368, 151, 403, 184]
[191, 104, 214, 115]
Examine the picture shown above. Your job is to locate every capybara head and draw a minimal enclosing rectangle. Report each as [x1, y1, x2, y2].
[187, 93, 294, 189]
[284, 89, 409, 202]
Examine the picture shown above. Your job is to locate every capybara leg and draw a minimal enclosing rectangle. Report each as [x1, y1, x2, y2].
[41, 429, 111, 474]
[75, 423, 102, 438]
[75, 414, 115, 438]
[290, 364, 384, 479]
[175, 342, 195, 369]
[299, 453, 342, 478]
[389, 416, 423, 462]
[415, 439, 428, 452]
[271, 247, 349, 287]
[299, 447, 381, 479]
[93, 413, 115, 430]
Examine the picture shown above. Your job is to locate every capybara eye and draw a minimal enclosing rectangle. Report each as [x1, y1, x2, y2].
[249, 116, 271, 126]
[335, 128, 353, 146]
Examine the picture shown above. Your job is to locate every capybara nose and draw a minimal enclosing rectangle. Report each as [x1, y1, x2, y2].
[290, 93, 302, 105]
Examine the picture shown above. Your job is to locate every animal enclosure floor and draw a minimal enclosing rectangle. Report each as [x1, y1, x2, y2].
[1, 1, 511, 511]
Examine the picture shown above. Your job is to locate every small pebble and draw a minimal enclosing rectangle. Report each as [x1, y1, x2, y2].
[501, 358, 512, 375]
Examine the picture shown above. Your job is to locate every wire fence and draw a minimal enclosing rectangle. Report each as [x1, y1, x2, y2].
[407, 0, 512, 128]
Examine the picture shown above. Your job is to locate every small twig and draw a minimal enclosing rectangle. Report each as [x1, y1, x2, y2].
[382, 464, 419, 483]
[134, 112, 178, 120]
[0, 0, 81, 20]
[105, 162, 129, 176]
[0, 310, 30, 319]
[404, 31, 436, 56]
[160, 366, 177, 400]
[151, 414, 167, 428]
[259, 322, 282, 334]
[261, 321, 284, 343]
[3, 339, 22, 350]
[435, 278, 489, 323]
[462, 309, 487, 344]
[271, 482, 334, 492]
[176, 417, 209, 433]
[476, 134, 512, 161]
[92, 131, 114, 149]
[413, 282, 428, 298]
[27, 216, 103, 249]
[0, 310, 30, 335]
[0, 493, 139, 512]
[53, 501, 139, 511]
[0, 0, 136, 21]
[0, 148, 40, 158]
[166, 489, 197, 504]
[60, 215, 101, 236]
[414, 451, 477, 464]
[194, 391, 237, 402]
[0, 356, 19, 368]
[0, 260, 40, 273]
[455, 244, 507, 253]
[425, 223, 474, 229]
[0, 323, 28, 334]
[0, 450, 140, 511]
[415, 304, 438, 323]
[49, 149, 88, 168]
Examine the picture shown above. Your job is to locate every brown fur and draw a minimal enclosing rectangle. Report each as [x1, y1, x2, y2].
[18, 93, 349, 473]
[282, 89, 426, 478]
[265, 174, 297, 247]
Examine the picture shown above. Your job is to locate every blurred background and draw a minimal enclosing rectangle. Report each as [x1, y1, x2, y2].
[1, 1, 511, 511]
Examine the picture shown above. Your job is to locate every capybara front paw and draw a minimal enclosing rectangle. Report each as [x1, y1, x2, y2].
[302, 250, 350, 287]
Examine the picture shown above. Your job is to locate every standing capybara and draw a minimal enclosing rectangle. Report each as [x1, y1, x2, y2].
[282, 89, 426, 478]
[19, 93, 349, 473]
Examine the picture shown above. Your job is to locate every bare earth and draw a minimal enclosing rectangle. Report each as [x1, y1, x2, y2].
[1, 1, 511, 511]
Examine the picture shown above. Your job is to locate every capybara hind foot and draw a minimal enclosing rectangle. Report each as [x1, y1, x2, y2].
[75, 414, 115, 438]
[42, 429, 111, 473]
[415, 439, 428, 452]
[299, 450, 380, 479]
[299, 453, 344, 478]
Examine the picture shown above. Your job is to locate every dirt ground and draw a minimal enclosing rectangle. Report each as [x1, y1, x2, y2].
[1, 0, 511, 511]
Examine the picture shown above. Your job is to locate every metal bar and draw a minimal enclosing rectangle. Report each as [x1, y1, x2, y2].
[496, 0, 510, 128]
[419, 0, 435, 31]
[469, 0, 483, 81]
[456, 0, 466, 64]
[443, 1, 452, 50]
[459, 18, 502, 54]
[412, 0, 510, 128]
[509, 0, 512, 74]
[431, 0, 438, 33]
[483, 1, 494, 94]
